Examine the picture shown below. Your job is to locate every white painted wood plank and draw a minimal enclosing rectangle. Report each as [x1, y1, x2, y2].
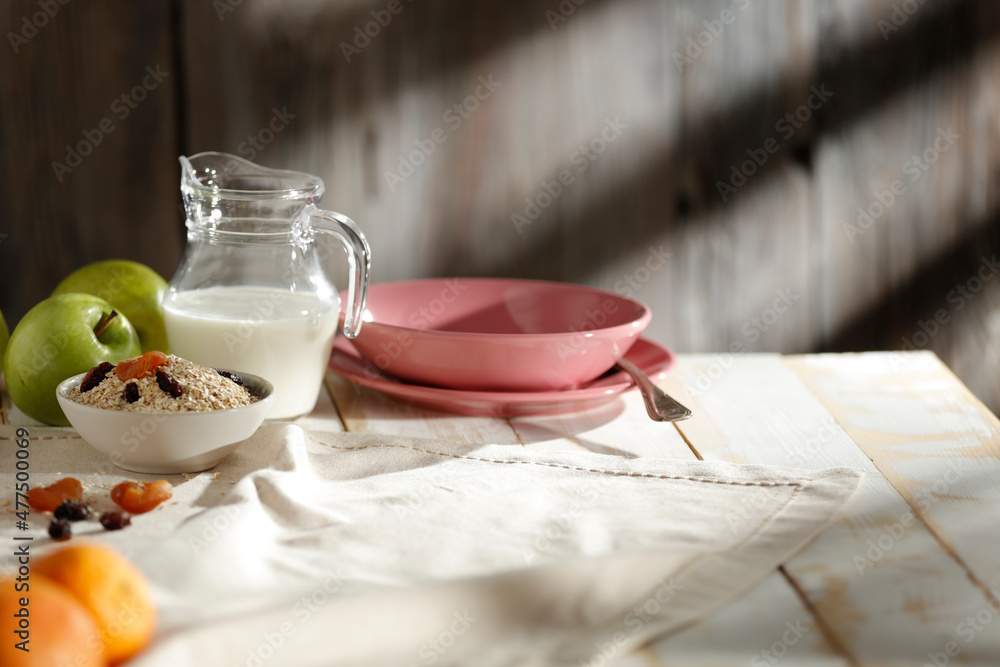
[507, 386, 696, 458]
[646, 570, 848, 667]
[663, 354, 1000, 665]
[787, 351, 1000, 665]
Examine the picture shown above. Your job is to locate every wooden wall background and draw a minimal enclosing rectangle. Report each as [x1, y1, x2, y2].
[2, 0, 998, 413]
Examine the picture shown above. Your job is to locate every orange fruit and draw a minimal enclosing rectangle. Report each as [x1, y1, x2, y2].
[0, 575, 107, 667]
[32, 542, 155, 665]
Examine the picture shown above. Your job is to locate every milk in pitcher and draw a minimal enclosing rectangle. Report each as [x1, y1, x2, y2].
[163, 286, 339, 419]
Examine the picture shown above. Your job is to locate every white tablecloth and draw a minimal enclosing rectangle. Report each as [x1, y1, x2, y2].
[0, 422, 862, 666]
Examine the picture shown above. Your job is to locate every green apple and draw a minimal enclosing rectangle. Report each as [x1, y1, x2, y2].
[52, 259, 169, 353]
[0, 308, 8, 373]
[4, 293, 141, 425]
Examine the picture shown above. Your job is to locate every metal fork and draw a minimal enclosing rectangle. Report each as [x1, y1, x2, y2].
[616, 357, 693, 422]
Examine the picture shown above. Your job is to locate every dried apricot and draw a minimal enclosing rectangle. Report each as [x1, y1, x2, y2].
[26, 477, 84, 512]
[115, 350, 168, 382]
[111, 480, 173, 514]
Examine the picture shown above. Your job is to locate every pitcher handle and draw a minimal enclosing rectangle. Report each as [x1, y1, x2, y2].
[305, 204, 371, 338]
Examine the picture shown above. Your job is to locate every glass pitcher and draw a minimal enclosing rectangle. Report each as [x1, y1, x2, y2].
[162, 152, 371, 419]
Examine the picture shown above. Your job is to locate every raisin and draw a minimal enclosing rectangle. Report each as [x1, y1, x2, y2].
[53, 499, 93, 522]
[116, 350, 169, 382]
[124, 382, 140, 403]
[216, 370, 244, 386]
[156, 369, 184, 397]
[48, 518, 72, 541]
[99, 511, 132, 531]
[80, 361, 115, 392]
[111, 480, 173, 514]
[26, 478, 84, 512]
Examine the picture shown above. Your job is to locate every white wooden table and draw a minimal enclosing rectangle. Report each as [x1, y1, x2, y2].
[324, 350, 1000, 666]
[4, 350, 999, 665]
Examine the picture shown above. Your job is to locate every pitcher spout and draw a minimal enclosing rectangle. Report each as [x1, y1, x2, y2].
[179, 151, 324, 198]
[178, 152, 326, 230]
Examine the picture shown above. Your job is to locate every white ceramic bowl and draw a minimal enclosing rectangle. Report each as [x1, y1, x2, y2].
[56, 369, 275, 474]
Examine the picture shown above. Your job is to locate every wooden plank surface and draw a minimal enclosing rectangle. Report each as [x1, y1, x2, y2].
[660, 353, 1000, 665]
[0, 1, 183, 325]
[172, 0, 1000, 420]
[788, 351, 1000, 664]
[5, 0, 1000, 420]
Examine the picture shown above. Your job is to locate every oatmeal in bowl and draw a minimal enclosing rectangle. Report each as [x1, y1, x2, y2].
[67, 351, 258, 413]
[56, 352, 275, 474]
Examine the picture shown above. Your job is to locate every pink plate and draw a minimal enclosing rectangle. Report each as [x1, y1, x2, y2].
[329, 336, 678, 418]
[344, 278, 652, 392]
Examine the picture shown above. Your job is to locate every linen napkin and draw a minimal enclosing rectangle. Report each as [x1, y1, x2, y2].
[0, 422, 862, 667]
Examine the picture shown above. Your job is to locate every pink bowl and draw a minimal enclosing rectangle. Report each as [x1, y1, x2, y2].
[343, 278, 652, 392]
